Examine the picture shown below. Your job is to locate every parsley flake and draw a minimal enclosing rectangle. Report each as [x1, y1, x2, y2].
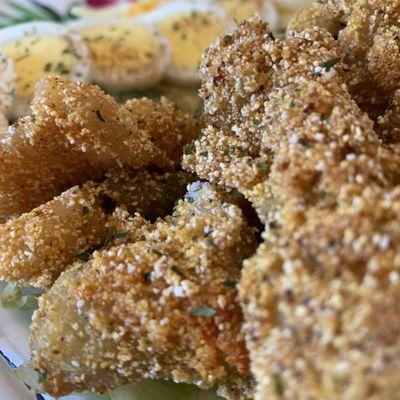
[143, 272, 152, 282]
[256, 162, 267, 172]
[76, 252, 90, 262]
[171, 265, 185, 278]
[38, 371, 47, 384]
[96, 110, 106, 122]
[320, 57, 341, 72]
[253, 117, 260, 126]
[190, 306, 216, 317]
[115, 231, 127, 238]
[199, 151, 208, 157]
[223, 280, 237, 288]
[274, 375, 284, 397]
[150, 248, 163, 257]
[224, 34, 232, 45]
[82, 206, 89, 216]
[184, 143, 195, 155]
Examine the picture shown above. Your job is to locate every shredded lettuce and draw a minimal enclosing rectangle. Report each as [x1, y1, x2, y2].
[13, 362, 43, 393]
[14, 362, 224, 400]
[108, 380, 223, 400]
[1, 283, 40, 310]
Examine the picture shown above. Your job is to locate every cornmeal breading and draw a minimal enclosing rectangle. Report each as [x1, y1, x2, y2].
[184, 17, 400, 400]
[30, 182, 257, 399]
[0, 170, 191, 288]
[376, 89, 400, 152]
[240, 186, 400, 400]
[183, 17, 400, 225]
[289, 0, 400, 119]
[0, 78, 197, 221]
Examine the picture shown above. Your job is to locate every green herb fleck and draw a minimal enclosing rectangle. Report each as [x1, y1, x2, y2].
[208, 239, 219, 249]
[171, 265, 185, 278]
[320, 57, 341, 72]
[192, 235, 199, 241]
[190, 306, 216, 317]
[38, 371, 47, 384]
[115, 231, 127, 238]
[82, 206, 89, 216]
[223, 279, 237, 288]
[256, 162, 267, 172]
[96, 110, 105, 122]
[253, 117, 260, 126]
[150, 248, 163, 257]
[288, 100, 295, 109]
[143, 272, 152, 282]
[76, 252, 90, 262]
[199, 151, 208, 157]
[184, 143, 195, 155]
[274, 375, 284, 397]
[224, 34, 232, 45]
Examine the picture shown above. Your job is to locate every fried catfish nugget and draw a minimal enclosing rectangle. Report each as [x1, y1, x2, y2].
[0, 170, 191, 288]
[123, 97, 201, 166]
[183, 18, 400, 226]
[30, 182, 257, 399]
[289, 0, 400, 119]
[240, 186, 400, 400]
[0, 79, 196, 221]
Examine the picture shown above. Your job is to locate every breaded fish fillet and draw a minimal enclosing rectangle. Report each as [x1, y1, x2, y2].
[184, 17, 400, 400]
[30, 182, 257, 399]
[289, 0, 400, 119]
[0, 78, 197, 221]
[0, 170, 191, 288]
[183, 18, 400, 225]
[240, 186, 400, 400]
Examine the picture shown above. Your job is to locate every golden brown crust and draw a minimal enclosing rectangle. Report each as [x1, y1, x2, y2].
[0, 79, 196, 221]
[376, 89, 400, 152]
[0, 170, 192, 288]
[123, 97, 201, 167]
[240, 186, 400, 400]
[183, 17, 400, 225]
[289, 0, 400, 119]
[30, 182, 257, 399]
[183, 17, 400, 400]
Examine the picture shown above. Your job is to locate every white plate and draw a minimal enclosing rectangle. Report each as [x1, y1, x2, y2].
[0, 281, 99, 400]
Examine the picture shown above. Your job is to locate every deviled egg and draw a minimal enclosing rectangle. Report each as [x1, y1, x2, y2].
[0, 22, 91, 120]
[216, 0, 279, 31]
[69, 19, 171, 92]
[0, 54, 16, 126]
[139, 2, 231, 85]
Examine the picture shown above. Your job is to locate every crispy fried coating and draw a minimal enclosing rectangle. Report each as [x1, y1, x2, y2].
[183, 18, 400, 399]
[0, 116, 101, 222]
[0, 79, 196, 221]
[289, 0, 400, 119]
[0, 170, 191, 288]
[123, 97, 200, 166]
[240, 186, 400, 400]
[183, 18, 400, 225]
[30, 182, 257, 399]
[376, 89, 400, 152]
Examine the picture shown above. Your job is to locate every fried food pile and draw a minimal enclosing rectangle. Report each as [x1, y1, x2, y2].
[2, 2, 400, 399]
[183, 10, 400, 400]
[0, 76, 258, 399]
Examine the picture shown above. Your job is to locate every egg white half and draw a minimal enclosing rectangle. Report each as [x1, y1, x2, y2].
[138, 1, 231, 86]
[0, 21, 91, 120]
[69, 18, 171, 93]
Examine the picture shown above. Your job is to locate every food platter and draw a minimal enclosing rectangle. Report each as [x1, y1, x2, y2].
[3, 0, 399, 399]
